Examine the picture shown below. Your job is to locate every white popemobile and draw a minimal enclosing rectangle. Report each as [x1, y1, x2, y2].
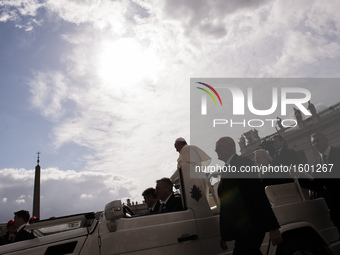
[0, 166, 340, 255]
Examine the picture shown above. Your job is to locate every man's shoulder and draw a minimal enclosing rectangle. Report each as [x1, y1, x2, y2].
[166, 193, 183, 212]
[18, 226, 31, 235]
[169, 193, 182, 202]
[179, 144, 190, 153]
[282, 147, 297, 155]
[168, 193, 182, 206]
[14, 226, 35, 242]
[331, 146, 340, 154]
[231, 154, 253, 165]
[329, 147, 340, 163]
[151, 201, 162, 213]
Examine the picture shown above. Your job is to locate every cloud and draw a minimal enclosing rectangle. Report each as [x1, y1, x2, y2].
[80, 194, 93, 199]
[16, 195, 26, 205]
[23, 0, 340, 179]
[28, 71, 69, 120]
[0, 0, 44, 31]
[2, 0, 340, 222]
[0, 167, 141, 222]
[260, 1, 340, 76]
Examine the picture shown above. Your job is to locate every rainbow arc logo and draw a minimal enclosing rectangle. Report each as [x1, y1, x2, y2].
[196, 82, 222, 115]
[196, 82, 222, 106]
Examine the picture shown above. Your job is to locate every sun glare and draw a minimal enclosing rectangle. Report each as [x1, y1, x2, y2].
[97, 38, 161, 88]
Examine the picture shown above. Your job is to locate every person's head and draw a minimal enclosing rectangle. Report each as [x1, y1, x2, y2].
[254, 149, 270, 165]
[13, 210, 30, 228]
[215, 137, 236, 163]
[6, 220, 16, 240]
[174, 138, 187, 153]
[142, 187, 158, 208]
[29, 216, 38, 224]
[6, 219, 14, 229]
[155, 178, 173, 201]
[311, 133, 329, 154]
[272, 135, 286, 151]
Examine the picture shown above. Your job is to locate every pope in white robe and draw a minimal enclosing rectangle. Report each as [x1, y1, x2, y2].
[171, 137, 212, 201]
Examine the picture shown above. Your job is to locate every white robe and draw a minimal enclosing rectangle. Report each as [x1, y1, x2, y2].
[172, 145, 211, 201]
[177, 145, 211, 168]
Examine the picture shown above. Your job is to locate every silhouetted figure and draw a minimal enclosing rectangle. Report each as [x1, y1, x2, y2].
[142, 187, 161, 214]
[155, 178, 183, 213]
[0, 220, 16, 245]
[216, 137, 282, 253]
[12, 210, 35, 243]
[300, 133, 340, 232]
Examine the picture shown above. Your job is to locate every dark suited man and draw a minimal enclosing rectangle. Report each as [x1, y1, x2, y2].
[216, 137, 282, 254]
[271, 135, 298, 184]
[254, 149, 278, 187]
[142, 187, 161, 214]
[0, 220, 16, 245]
[12, 210, 35, 243]
[300, 133, 340, 231]
[254, 149, 292, 187]
[272, 135, 300, 167]
[155, 178, 183, 213]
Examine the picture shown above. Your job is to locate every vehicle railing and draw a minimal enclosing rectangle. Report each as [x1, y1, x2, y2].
[207, 172, 308, 208]
[26, 212, 95, 237]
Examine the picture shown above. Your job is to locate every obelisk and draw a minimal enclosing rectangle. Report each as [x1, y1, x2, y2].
[32, 152, 41, 219]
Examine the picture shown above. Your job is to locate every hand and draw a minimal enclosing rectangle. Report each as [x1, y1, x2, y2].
[269, 229, 283, 246]
[219, 238, 228, 251]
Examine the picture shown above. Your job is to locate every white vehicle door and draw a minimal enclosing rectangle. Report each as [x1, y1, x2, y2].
[0, 229, 88, 255]
[0, 213, 94, 255]
[98, 209, 201, 255]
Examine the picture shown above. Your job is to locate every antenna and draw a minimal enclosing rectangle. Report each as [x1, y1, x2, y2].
[37, 151, 41, 165]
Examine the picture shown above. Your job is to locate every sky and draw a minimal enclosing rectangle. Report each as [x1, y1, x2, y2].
[1, 0, 340, 222]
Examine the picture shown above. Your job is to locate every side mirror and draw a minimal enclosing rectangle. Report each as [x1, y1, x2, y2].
[104, 200, 123, 232]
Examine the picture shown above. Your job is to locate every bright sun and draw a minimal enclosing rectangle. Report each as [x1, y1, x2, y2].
[97, 38, 161, 88]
